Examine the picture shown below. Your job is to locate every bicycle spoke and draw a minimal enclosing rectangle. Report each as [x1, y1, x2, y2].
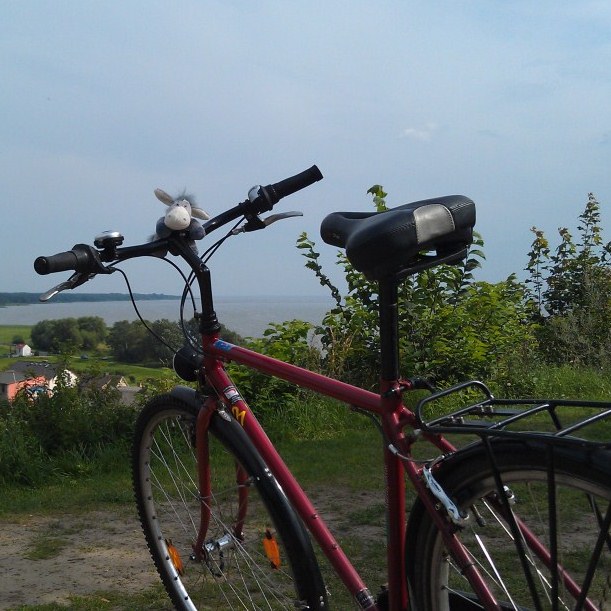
[574, 501, 611, 611]
[474, 533, 521, 610]
[134, 399, 326, 609]
[409, 442, 611, 611]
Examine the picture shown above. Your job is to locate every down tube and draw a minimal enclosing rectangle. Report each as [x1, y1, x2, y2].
[204, 352, 381, 609]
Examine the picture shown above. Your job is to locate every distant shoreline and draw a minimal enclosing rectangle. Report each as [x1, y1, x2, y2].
[0, 295, 334, 337]
[0, 293, 180, 307]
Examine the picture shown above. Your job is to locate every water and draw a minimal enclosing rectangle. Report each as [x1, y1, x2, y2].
[0, 295, 335, 338]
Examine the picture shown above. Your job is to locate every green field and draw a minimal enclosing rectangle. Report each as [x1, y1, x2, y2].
[0, 324, 32, 346]
[0, 324, 173, 384]
[1, 320, 610, 609]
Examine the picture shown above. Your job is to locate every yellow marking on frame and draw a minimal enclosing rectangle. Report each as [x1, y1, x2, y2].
[231, 405, 247, 426]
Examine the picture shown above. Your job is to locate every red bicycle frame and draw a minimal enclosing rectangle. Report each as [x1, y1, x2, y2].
[35, 171, 605, 610]
[146, 228, 586, 611]
[165, 255, 504, 610]
[193, 331, 501, 611]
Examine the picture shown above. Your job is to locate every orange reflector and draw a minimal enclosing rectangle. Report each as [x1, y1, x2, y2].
[166, 539, 184, 575]
[263, 529, 281, 569]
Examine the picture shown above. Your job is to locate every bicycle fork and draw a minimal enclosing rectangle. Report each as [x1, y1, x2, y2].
[192, 398, 215, 562]
[192, 398, 252, 567]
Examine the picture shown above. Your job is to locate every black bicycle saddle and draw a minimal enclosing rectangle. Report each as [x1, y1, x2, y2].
[320, 195, 476, 280]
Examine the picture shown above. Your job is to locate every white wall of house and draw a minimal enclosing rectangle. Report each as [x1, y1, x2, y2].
[47, 370, 78, 391]
[15, 344, 32, 357]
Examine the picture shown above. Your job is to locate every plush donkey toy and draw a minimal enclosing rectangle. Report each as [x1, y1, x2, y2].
[153, 188, 209, 241]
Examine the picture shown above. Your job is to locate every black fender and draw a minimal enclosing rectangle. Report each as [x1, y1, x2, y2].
[169, 385, 206, 411]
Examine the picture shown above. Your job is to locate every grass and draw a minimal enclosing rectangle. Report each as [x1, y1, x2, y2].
[0, 352, 174, 385]
[0, 426, 389, 610]
[1, 357, 609, 609]
[11, 586, 172, 611]
[0, 324, 33, 365]
[0, 427, 386, 518]
[24, 519, 81, 560]
[0, 324, 32, 345]
[0, 462, 134, 518]
[64, 356, 174, 383]
[0, 323, 173, 384]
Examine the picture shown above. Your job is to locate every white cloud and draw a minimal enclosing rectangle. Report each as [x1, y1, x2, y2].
[401, 123, 438, 142]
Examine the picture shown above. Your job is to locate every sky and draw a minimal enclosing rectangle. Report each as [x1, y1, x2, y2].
[2, 1, 610, 301]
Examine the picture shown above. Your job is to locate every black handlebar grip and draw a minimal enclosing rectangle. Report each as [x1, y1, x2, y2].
[34, 244, 97, 275]
[267, 165, 323, 204]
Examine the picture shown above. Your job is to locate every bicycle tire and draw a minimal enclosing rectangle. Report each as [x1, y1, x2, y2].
[406, 439, 611, 610]
[132, 393, 327, 610]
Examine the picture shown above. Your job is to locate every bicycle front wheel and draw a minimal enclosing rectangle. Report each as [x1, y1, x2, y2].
[407, 439, 611, 610]
[133, 394, 327, 610]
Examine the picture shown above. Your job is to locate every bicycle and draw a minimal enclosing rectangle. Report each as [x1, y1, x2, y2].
[34, 165, 611, 610]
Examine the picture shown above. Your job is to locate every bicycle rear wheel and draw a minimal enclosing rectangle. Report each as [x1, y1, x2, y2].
[406, 439, 611, 610]
[133, 394, 327, 610]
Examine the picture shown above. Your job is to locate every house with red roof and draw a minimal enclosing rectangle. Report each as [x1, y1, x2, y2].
[0, 370, 47, 402]
[0, 362, 78, 402]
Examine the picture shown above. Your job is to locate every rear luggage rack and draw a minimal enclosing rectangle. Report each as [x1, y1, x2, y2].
[415, 380, 611, 448]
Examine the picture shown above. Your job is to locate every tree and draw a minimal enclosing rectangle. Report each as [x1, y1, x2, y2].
[30, 320, 55, 351]
[107, 318, 245, 366]
[144, 319, 184, 366]
[30, 317, 107, 353]
[31, 318, 82, 353]
[525, 193, 611, 367]
[107, 320, 149, 363]
[107, 319, 185, 365]
[77, 316, 107, 350]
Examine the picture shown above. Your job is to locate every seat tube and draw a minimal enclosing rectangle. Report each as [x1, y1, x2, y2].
[384, 434, 407, 610]
[379, 277, 408, 610]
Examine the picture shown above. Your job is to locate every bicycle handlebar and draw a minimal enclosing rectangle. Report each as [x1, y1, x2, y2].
[34, 165, 324, 279]
[34, 244, 104, 276]
[257, 165, 323, 211]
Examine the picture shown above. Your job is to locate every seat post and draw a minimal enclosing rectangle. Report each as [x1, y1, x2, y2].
[378, 277, 400, 381]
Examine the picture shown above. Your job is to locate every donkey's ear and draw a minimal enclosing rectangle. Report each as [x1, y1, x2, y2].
[154, 188, 174, 206]
[191, 206, 210, 220]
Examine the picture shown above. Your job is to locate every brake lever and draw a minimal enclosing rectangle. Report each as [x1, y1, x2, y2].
[231, 211, 303, 234]
[39, 271, 101, 302]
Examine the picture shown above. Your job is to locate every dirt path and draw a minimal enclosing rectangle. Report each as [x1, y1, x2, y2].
[0, 490, 385, 610]
[0, 510, 160, 610]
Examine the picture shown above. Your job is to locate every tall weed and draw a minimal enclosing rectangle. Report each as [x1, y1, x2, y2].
[0, 381, 136, 487]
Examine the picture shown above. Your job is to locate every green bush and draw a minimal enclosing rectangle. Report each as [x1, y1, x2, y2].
[227, 320, 322, 421]
[0, 371, 136, 487]
[0, 403, 50, 486]
[298, 186, 537, 389]
[526, 193, 611, 368]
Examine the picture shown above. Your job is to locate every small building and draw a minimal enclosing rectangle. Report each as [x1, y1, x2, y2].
[80, 374, 128, 393]
[8, 361, 78, 392]
[0, 371, 47, 402]
[91, 374, 128, 390]
[14, 343, 32, 357]
[118, 385, 142, 405]
[79, 374, 141, 405]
